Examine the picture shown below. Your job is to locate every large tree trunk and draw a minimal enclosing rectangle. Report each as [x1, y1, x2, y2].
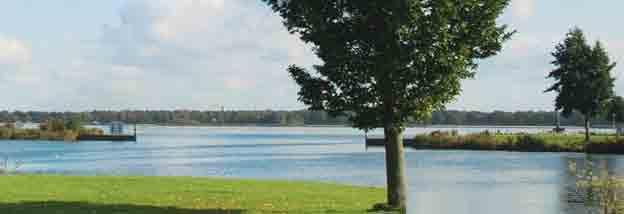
[384, 124, 407, 210]
[584, 116, 590, 143]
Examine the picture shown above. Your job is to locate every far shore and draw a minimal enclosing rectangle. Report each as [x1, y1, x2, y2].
[388, 131, 624, 154]
[123, 123, 617, 130]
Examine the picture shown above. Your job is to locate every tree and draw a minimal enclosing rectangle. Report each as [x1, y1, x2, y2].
[263, 0, 513, 209]
[41, 119, 66, 132]
[607, 96, 624, 130]
[546, 28, 616, 142]
[65, 118, 83, 131]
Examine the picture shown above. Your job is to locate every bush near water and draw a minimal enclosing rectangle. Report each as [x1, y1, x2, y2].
[0, 119, 102, 141]
[412, 131, 624, 154]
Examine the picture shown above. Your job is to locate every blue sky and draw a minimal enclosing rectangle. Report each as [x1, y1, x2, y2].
[0, 0, 622, 112]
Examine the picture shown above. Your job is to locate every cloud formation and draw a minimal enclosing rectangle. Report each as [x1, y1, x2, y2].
[0, 36, 31, 65]
[0, 0, 318, 111]
[0, 0, 623, 112]
[511, 0, 534, 20]
[89, 0, 317, 110]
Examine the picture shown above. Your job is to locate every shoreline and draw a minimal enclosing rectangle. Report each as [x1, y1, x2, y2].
[136, 123, 616, 128]
[400, 132, 624, 154]
[0, 126, 104, 142]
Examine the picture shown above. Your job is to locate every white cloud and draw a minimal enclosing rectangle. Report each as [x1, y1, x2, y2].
[0, 36, 31, 65]
[512, 0, 534, 20]
[62, 0, 318, 110]
[6, 0, 623, 112]
[0, 36, 41, 87]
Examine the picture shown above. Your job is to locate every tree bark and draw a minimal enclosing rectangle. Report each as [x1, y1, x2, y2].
[584, 116, 590, 143]
[384, 124, 407, 210]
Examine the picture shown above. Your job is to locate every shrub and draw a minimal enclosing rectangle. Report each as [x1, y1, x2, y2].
[515, 135, 547, 152]
[0, 128, 12, 139]
[63, 130, 79, 141]
[463, 134, 498, 150]
[78, 127, 103, 135]
[411, 131, 624, 154]
[10, 129, 40, 140]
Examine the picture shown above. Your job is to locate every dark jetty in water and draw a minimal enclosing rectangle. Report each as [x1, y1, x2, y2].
[77, 122, 137, 142]
[76, 134, 136, 142]
[365, 138, 414, 147]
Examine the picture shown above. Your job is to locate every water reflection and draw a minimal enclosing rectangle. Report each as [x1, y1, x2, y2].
[562, 155, 624, 214]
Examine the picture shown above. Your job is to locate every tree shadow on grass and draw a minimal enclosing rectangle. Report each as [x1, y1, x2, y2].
[0, 201, 246, 214]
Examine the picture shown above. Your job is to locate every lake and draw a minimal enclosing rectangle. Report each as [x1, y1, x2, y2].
[0, 125, 622, 214]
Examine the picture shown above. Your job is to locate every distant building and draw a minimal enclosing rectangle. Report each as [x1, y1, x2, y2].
[110, 121, 125, 135]
[14, 121, 25, 129]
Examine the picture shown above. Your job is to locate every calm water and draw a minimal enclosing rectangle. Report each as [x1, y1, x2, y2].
[1, 125, 622, 214]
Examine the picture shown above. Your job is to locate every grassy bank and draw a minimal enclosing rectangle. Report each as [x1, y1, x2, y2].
[0, 119, 104, 141]
[411, 131, 624, 154]
[0, 127, 103, 141]
[0, 175, 384, 214]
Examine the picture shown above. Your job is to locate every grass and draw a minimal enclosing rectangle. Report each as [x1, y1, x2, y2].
[0, 175, 385, 214]
[411, 131, 624, 154]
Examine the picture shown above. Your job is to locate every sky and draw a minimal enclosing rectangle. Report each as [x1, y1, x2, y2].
[0, 0, 623, 112]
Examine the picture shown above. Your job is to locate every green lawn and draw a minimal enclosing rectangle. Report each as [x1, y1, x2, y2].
[0, 175, 385, 214]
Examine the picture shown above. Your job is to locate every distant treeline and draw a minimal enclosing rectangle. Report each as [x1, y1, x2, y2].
[427, 110, 611, 126]
[0, 110, 614, 127]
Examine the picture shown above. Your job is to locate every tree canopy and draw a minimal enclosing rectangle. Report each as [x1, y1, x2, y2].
[265, 0, 514, 131]
[546, 27, 616, 141]
[607, 96, 624, 123]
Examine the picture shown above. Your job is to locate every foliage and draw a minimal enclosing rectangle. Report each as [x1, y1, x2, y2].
[40, 119, 66, 132]
[545, 28, 616, 141]
[0, 110, 620, 126]
[410, 131, 624, 153]
[64, 118, 83, 131]
[264, 0, 513, 130]
[263, 0, 512, 209]
[0, 175, 385, 214]
[607, 96, 624, 123]
[0, 126, 102, 141]
[546, 28, 616, 118]
[1, 110, 351, 126]
[39, 118, 85, 132]
[515, 135, 547, 151]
